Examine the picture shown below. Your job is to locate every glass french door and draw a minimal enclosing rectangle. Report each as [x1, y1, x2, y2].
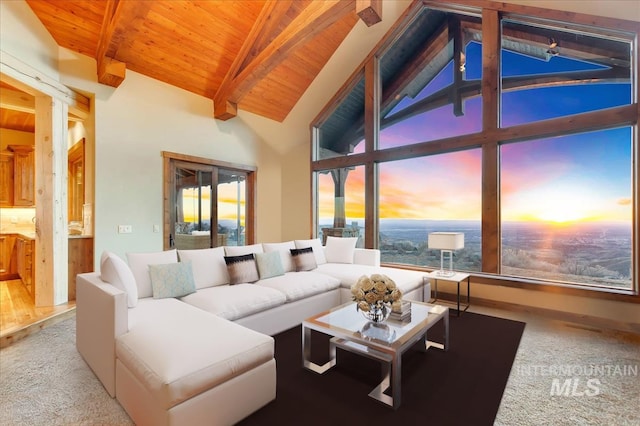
[168, 158, 248, 250]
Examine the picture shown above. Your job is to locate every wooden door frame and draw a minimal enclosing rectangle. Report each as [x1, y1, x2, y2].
[162, 151, 257, 250]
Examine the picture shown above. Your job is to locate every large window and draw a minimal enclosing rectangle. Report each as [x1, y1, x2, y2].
[316, 166, 365, 247]
[378, 153, 482, 271]
[501, 128, 633, 289]
[163, 152, 255, 249]
[311, 2, 637, 294]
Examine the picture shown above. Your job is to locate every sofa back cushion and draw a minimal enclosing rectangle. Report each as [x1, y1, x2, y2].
[324, 236, 358, 264]
[224, 243, 264, 257]
[100, 251, 138, 308]
[127, 249, 178, 298]
[262, 241, 296, 272]
[294, 238, 326, 265]
[177, 247, 230, 289]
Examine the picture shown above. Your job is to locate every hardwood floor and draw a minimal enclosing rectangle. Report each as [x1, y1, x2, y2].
[0, 279, 75, 348]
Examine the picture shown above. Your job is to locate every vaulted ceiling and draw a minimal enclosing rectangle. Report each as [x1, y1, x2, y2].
[19, 0, 384, 123]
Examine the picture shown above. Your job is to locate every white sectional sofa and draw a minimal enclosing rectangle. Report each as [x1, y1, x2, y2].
[76, 237, 430, 426]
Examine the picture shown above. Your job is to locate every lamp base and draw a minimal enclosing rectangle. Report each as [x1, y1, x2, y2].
[434, 269, 456, 277]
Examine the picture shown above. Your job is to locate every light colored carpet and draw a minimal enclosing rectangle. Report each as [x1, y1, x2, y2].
[494, 316, 640, 426]
[1, 311, 638, 425]
[0, 317, 132, 425]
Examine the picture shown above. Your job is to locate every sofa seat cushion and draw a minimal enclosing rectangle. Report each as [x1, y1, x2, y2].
[256, 271, 340, 302]
[179, 284, 286, 321]
[315, 263, 425, 294]
[117, 298, 274, 410]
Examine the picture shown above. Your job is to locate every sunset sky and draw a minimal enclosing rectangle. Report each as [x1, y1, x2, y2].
[319, 41, 632, 225]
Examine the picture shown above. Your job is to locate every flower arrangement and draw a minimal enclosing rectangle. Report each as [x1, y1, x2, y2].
[351, 274, 402, 312]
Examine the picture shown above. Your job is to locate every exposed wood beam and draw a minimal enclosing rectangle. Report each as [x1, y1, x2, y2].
[95, 0, 151, 88]
[214, 0, 291, 120]
[214, 0, 355, 120]
[356, 0, 382, 27]
[97, 57, 126, 88]
[96, 0, 125, 87]
[382, 22, 450, 113]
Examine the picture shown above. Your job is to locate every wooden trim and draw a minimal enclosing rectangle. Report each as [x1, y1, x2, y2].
[424, 0, 640, 33]
[434, 292, 640, 335]
[389, 261, 639, 303]
[1, 51, 90, 119]
[312, 104, 637, 172]
[481, 9, 500, 131]
[162, 151, 256, 172]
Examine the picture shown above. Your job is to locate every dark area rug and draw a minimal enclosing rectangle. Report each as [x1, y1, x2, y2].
[239, 311, 525, 426]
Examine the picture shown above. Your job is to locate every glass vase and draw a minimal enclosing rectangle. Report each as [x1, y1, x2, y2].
[358, 302, 392, 323]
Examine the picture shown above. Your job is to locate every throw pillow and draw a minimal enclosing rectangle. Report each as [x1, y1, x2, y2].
[263, 241, 296, 272]
[255, 251, 285, 279]
[294, 238, 327, 265]
[177, 247, 230, 288]
[224, 253, 259, 284]
[324, 236, 358, 264]
[127, 249, 178, 298]
[148, 261, 196, 299]
[100, 251, 138, 308]
[290, 247, 317, 271]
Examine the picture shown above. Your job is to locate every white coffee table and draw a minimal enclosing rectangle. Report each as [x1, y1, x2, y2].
[302, 301, 449, 409]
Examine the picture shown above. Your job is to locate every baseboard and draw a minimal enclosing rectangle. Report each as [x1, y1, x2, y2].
[432, 291, 640, 336]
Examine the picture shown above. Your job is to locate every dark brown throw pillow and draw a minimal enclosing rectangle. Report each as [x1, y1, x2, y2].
[224, 253, 259, 284]
[290, 247, 317, 272]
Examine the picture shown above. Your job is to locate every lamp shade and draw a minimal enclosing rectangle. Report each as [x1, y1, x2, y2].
[428, 232, 464, 250]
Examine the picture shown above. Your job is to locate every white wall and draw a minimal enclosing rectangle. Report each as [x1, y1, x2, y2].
[0, 0, 59, 79]
[57, 50, 286, 261]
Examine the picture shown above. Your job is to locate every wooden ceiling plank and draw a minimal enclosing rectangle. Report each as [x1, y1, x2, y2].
[215, 0, 355, 120]
[233, 0, 355, 99]
[214, 0, 291, 120]
[0, 88, 35, 114]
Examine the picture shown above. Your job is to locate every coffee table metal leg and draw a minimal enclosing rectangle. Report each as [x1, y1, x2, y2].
[302, 325, 336, 374]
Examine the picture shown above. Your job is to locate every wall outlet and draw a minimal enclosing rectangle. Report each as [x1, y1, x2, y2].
[118, 225, 133, 234]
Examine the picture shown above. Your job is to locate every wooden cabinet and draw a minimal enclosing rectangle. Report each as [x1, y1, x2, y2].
[1, 146, 34, 207]
[0, 234, 16, 276]
[15, 236, 34, 299]
[0, 152, 14, 207]
[68, 237, 93, 300]
[9, 146, 35, 206]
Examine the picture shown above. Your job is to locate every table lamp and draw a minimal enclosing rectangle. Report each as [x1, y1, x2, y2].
[428, 232, 464, 277]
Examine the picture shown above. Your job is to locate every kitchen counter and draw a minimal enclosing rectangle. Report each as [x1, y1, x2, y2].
[1, 232, 93, 240]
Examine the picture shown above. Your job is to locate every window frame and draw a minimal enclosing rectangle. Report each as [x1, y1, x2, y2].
[310, 1, 639, 300]
[162, 151, 256, 250]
